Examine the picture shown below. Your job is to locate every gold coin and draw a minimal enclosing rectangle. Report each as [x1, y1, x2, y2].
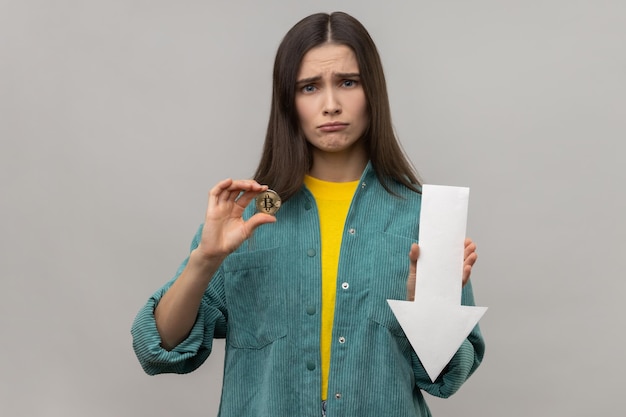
[255, 189, 282, 215]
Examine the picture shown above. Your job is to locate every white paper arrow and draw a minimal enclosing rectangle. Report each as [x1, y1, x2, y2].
[387, 184, 488, 382]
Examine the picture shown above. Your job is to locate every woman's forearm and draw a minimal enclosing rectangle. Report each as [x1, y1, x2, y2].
[154, 249, 222, 351]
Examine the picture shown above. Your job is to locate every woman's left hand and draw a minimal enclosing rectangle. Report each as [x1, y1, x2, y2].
[406, 238, 478, 301]
[462, 238, 478, 286]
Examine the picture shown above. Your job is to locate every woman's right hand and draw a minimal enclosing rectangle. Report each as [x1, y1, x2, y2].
[195, 178, 277, 263]
[155, 180, 276, 350]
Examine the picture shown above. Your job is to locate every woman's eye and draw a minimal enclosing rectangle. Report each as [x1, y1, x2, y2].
[343, 80, 357, 87]
[302, 85, 316, 93]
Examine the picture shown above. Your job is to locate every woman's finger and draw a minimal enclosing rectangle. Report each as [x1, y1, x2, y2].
[407, 243, 419, 301]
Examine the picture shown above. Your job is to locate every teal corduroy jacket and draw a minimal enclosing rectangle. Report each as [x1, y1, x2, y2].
[131, 164, 485, 417]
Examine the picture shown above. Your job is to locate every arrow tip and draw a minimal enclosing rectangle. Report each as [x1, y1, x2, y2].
[387, 299, 487, 382]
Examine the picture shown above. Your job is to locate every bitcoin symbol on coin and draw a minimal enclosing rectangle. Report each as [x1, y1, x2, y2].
[262, 196, 274, 210]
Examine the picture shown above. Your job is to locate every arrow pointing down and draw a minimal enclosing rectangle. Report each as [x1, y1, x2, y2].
[387, 184, 488, 382]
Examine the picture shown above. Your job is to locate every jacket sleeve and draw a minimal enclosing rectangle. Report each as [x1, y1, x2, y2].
[411, 280, 486, 398]
[130, 226, 228, 375]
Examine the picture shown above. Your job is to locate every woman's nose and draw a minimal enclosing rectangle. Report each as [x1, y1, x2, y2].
[322, 91, 342, 115]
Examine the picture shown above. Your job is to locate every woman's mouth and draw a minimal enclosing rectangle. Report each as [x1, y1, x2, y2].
[318, 122, 348, 132]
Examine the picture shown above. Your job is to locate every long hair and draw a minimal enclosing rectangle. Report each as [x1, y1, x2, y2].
[254, 11, 421, 200]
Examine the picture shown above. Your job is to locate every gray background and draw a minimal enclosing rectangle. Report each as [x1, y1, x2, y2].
[1, 1, 624, 416]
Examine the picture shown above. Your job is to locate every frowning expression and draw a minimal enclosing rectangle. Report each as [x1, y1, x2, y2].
[295, 43, 369, 158]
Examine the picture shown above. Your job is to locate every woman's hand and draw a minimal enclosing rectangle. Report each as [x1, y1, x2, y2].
[462, 238, 478, 286]
[155, 179, 275, 350]
[195, 178, 276, 263]
[406, 238, 478, 301]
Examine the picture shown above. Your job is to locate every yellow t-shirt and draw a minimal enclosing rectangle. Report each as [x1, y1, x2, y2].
[303, 175, 359, 400]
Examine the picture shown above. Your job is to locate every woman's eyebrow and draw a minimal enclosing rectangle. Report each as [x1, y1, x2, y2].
[296, 75, 321, 85]
[334, 72, 360, 79]
[296, 73, 361, 85]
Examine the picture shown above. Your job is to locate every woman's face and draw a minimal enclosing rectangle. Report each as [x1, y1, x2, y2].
[295, 43, 368, 159]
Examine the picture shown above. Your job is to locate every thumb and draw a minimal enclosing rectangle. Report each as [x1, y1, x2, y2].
[407, 243, 419, 301]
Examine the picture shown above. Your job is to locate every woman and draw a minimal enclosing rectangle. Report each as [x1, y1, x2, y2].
[132, 11, 484, 417]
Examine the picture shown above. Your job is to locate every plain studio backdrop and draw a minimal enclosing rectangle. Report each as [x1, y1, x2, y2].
[1, 1, 624, 416]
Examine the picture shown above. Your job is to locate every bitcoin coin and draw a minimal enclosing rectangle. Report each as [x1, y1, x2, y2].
[255, 189, 282, 215]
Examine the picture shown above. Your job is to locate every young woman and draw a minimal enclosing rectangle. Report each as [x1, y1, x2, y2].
[132, 11, 484, 417]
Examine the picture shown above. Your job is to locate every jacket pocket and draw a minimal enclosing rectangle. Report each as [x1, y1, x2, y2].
[223, 247, 287, 349]
[367, 232, 415, 337]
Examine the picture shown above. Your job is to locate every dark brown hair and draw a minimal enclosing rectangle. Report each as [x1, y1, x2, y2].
[254, 11, 421, 200]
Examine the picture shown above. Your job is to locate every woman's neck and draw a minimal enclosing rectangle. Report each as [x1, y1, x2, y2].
[309, 146, 368, 182]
